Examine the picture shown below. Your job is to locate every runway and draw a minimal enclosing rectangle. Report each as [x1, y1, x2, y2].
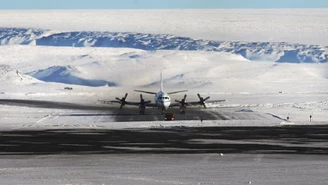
[1, 99, 328, 184]
[1, 98, 327, 155]
[1, 125, 328, 155]
[1, 153, 327, 185]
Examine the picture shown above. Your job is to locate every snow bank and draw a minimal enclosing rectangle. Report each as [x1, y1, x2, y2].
[0, 64, 40, 84]
[27, 65, 116, 87]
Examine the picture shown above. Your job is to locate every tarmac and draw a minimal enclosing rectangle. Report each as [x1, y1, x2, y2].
[1, 125, 328, 155]
[1, 99, 328, 155]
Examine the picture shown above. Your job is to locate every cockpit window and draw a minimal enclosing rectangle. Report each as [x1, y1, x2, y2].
[158, 96, 170, 100]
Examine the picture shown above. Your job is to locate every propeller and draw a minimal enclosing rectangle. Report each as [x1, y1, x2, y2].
[139, 94, 151, 108]
[175, 94, 188, 108]
[197, 93, 210, 108]
[139, 94, 145, 107]
[138, 94, 151, 114]
[115, 93, 128, 109]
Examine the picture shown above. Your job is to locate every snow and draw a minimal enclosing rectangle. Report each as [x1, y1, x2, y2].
[0, 9, 327, 128]
[0, 9, 328, 45]
[1, 28, 328, 63]
[0, 64, 40, 84]
[0, 44, 327, 128]
[0, 9, 328, 185]
[0, 154, 327, 185]
[1, 45, 328, 92]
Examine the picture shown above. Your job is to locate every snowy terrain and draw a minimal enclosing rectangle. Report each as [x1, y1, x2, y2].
[0, 9, 328, 129]
[0, 45, 327, 128]
[0, 9, 328, 185]
[0, 9, 328, 45]
[1, 28, 328, 63]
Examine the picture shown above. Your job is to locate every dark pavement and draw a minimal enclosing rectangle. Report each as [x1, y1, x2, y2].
[1, 125, 328, 155]
[1, 99, 328, 155]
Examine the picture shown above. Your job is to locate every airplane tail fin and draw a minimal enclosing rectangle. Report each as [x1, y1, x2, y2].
[160, 71, 163, 92]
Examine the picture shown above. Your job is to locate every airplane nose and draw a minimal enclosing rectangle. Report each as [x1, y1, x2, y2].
[164, 102, 170, 109]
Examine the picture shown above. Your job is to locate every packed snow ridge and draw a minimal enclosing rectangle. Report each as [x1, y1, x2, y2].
[1, 27, 328, 64]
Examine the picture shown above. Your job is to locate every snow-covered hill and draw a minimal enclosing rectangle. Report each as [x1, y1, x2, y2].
[1, 9, 328, 45]
[1, 45, 328, 93]
[0, 64, 40, 84]
[27, 65, 116, 87]
[1, 28, 328, 63]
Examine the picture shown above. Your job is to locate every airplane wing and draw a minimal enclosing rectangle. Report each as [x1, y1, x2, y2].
[204, 100, 226, 103]
[98, 100, 115, 104]
[172, 93, 226, 109]
[98, 93, 155, 109]
[186, 99, 226, 106]
[98, 99, 144, 106]
[99, 99, 157, 108]
[134, 90, 157, 94]
[167, 90, 188, 95]
[170, 100, 225, 107]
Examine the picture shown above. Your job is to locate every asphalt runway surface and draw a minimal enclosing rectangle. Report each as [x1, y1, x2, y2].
[1, 126, 328, 155]
[1, 99, 328, 156]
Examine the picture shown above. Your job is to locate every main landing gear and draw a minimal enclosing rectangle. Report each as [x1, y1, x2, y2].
[176, 94, 188, 115]
[139, 108, 145, 115]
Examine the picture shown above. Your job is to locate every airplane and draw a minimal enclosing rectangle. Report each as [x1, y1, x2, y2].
[103, 72, 225, 115]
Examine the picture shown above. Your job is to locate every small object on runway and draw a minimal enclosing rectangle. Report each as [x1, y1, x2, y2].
[164, 112, 174, 121]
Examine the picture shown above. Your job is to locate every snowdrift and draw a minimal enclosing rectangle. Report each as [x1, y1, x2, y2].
[0, 64, 40, 84]
[27, 65, 116, 87]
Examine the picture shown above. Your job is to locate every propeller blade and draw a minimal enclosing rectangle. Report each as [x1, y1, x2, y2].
[197, 93, 208, 108]
[116, 93, 128, 109]
[140, 94, 143, 99]
[183, 94, 187, 99]
[175, 100, 182, 103]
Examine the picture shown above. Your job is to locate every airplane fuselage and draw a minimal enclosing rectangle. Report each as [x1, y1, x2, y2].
[155, 91, 171, 111]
